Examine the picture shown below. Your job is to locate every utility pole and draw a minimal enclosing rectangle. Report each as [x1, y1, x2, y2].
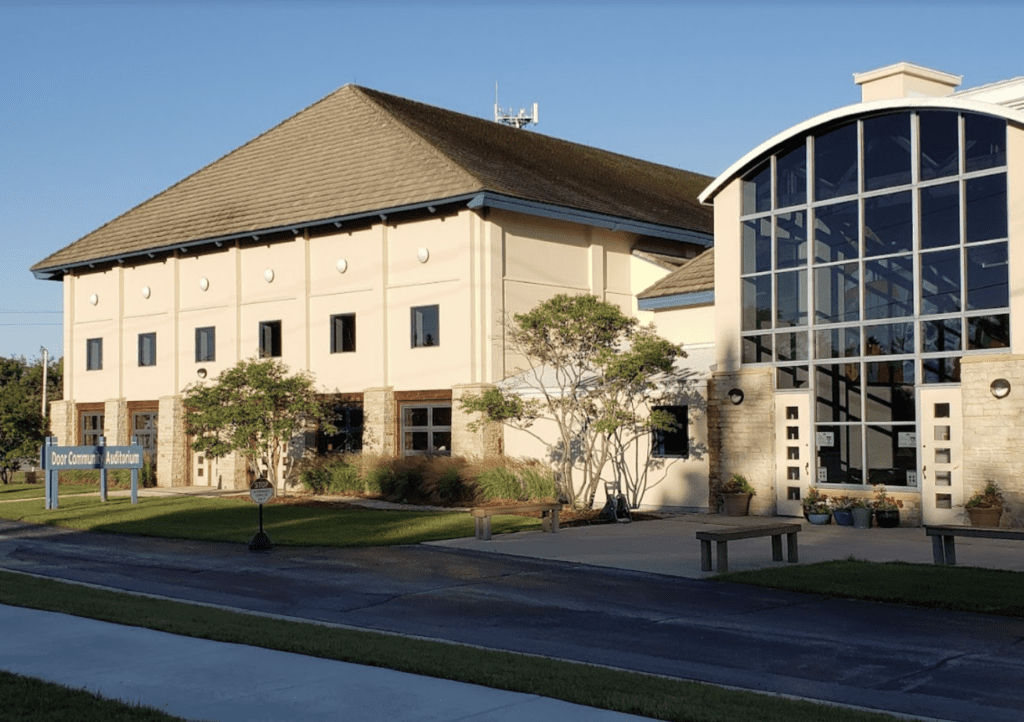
[40, 347, 48, 419]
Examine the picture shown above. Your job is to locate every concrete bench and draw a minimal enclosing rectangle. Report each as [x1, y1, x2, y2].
[696, 523, 801, 573]
[471, 503, 561, 540]
[924, 524, 1024, 565]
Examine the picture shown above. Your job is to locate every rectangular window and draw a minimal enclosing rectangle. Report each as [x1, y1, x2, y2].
[411, 305, 439, 348]
[81, 412, 104, 446]
[195, 327, 216, 362]
[132, 411, 158, 459]
[259, 320, 282, 358]
[330, 314, 356, 354]
[138, 333, 157, 367]
[651, 405, 689, 458]
[318, 403, 363, 453]
[86, 338, 102, 371]
[401, 403, 451, 455]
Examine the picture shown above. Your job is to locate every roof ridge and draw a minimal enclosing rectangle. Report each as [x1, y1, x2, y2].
[350, 86, 486, 189]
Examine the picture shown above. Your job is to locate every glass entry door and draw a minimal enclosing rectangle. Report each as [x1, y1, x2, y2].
[918, 388, 963, 525]
[775, 393, 811, 516]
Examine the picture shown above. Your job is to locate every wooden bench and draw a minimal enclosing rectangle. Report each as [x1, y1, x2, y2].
[471, 503, 562, 540]
[696, 523, 801, 573]
[924, 524, 1024, 565]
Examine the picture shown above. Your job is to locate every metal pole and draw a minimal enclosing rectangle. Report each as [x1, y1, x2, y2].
[40, 347, 48, 420]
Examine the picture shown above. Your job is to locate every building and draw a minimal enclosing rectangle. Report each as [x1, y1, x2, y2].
[31, 85, 714, 504]
[680, 62, 1023, 526]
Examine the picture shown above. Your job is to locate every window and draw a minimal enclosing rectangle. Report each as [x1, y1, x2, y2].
[132, 411, 158, 459]
[651, 405, 688, 458]
[195, 327, 215, 362]
[401, 403, 451, 455]
[81, 412, 104, 446]
[330, 313, 356, 354]
[86, 338, 102, 371]
[318, 403, 363, 453]
[411, 305, 439, 347]
[138, 333, 157, 367]
[259, 320, 282, 358]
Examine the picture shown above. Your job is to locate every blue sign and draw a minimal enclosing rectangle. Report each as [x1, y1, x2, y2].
[40, 437, 145, 510]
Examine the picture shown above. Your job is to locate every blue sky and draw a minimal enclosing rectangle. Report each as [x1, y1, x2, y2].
[2, 0, 1021, 360]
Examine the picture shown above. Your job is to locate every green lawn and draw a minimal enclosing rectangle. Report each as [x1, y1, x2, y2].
[0, 494, 540, 546]
[718, 560, 1024, 618]
[0, 482, 100, 502]
[0, 570, 911, 722]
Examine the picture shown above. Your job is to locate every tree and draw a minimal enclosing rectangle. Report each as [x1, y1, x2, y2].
[460, 294, 689, 509]
[183, 357, 331, 492]
[0, 355, 63, 483]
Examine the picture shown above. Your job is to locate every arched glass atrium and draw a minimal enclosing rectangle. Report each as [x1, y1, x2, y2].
[738, 110, 1009, 487]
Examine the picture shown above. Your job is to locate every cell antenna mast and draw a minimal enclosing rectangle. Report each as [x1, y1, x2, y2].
[494, 83, 538, 129]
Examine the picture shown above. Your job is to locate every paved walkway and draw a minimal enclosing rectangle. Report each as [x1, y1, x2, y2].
[3, 490, 1023, 721]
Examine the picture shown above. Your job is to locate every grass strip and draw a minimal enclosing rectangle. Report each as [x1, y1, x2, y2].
[718, 560, 1024, 617]
[0, 482, 96, 501]
[0, 670, 193, 722]
[0, 495, 539, 546]
[0, 570, 909, 722]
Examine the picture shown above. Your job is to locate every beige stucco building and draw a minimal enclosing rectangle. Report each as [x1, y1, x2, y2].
[32, 85, 714, 508]
[646, 63, 1024, 526]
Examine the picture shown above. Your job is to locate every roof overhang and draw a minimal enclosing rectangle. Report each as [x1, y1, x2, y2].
[33, 191, 712, 281]
[698, 97, 1024, 206]
[638, 290, 715, 311]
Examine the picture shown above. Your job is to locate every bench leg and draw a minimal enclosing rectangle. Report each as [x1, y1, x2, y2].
[550, 508, 559, 534]
[475, 516, 492, 541]
[931, 535, 945, 564]
[786, 532, 798, 564]
[942, 535, 956, 566]
[700, 540, 712, 572]
[716, 540, 729, 573]
[771, 534, 783, 562]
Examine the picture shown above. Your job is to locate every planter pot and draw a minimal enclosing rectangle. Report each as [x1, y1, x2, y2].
[875, 509, 900, 528]
[833, 509, 854, 526]
[722, 493, 752, 516]
[967, 506, 1002, 527]
[851, 507, 873, 529]
[807, 512, 832, 525]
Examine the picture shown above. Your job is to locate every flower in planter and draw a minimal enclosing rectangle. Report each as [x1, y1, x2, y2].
[871, 484, 902, 511]
[802, 486, 832, 515]
[831, 494, 855, 511]
[719, 474, 756, 495]
[965, 481, 1005, 510]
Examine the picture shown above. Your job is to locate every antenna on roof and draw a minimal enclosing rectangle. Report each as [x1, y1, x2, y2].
[494, 83, 538, 129]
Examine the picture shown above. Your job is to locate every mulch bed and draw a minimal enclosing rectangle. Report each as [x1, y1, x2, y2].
[242, 494, 663, 527]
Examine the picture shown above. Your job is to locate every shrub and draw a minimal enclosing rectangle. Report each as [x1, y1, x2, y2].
[421, 456, 472, 504]
[469, 456, 558, 502]
[328, 460, 363, 494]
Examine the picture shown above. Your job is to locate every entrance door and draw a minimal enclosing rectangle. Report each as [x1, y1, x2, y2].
[775, 393, 811, 517]
[918, 388, 963, 525]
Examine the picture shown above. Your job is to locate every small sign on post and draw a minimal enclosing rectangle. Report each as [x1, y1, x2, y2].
[248, 477, 275, 551]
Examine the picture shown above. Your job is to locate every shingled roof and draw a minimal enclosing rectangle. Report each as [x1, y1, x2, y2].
[33, 85, 713, 277]
[637, 247, 715, 304]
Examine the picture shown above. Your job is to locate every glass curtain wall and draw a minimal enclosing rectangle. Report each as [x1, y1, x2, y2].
[739, 110, 1009, 487]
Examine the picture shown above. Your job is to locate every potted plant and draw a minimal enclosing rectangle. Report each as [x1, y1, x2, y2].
[965, 481, 1004, 527]
[851, 497, 873, 528]
[872, 485, 901, 528]
[831, 494, 855, 526]
[718, 474, 755, 516]
[802, 486, 832, 525]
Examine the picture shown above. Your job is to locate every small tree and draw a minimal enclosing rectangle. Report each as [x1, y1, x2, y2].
[183, 357, 331, 493]
[0, 355, 63, 483]
[460, 294, 688, 509]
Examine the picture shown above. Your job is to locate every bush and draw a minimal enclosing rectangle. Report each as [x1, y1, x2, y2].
[469, 457, 558, 502]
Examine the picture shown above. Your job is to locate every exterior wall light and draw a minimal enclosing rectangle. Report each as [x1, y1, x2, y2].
[141, 286, 151, 299]
[89, 293, 98, 306]
[727, 388, 745, 405]
[417, 247, 430, 263]
[264, 268, 275, 283]
[336, 258, 348, 274]
[990, 379, 1011, 399]
[199, 277, 209, 291]
[197, 368, 207, 379]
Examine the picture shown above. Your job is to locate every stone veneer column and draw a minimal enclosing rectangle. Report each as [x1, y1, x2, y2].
[707, 367, 775, 515]
[157, 395, 188, 487]
[362, 387, 395, 456]
[451, 383, 503, 458]
[104, 399, 128, 445]
[960, 354, 1024, 527]
[48, 400, 74, 445]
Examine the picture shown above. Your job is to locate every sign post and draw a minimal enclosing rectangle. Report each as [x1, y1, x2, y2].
[248, 477, 275, 551]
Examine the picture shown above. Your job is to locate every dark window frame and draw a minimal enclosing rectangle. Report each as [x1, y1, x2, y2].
[410, 305, 440, 348]
[330, 313, 356, 354]
[651, 405, 689, 458]
[86, 338, 103, 371]
[138, 332, 157, 367]
[259, 320, 282, 358]
[195, 327, 216, 363]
